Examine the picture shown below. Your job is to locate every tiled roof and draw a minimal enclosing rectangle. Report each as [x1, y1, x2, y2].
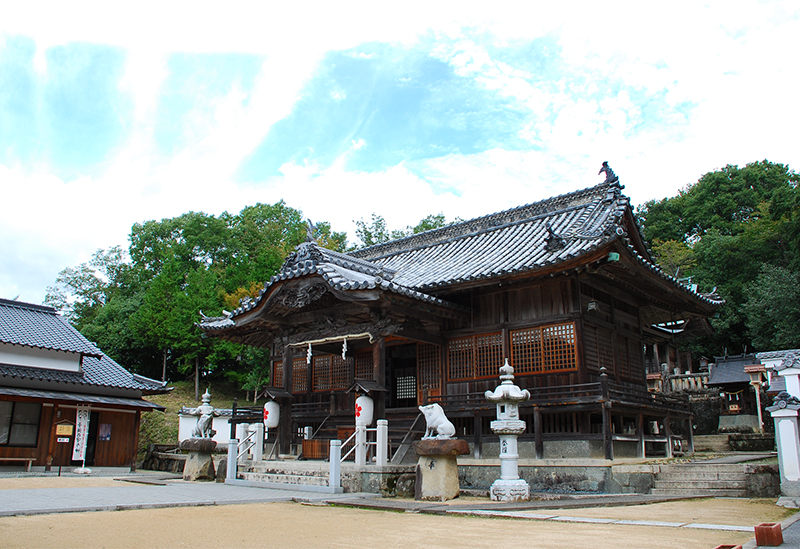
[0, 298, 169, 394]
[0, 298, 101, 356]
[756, 349, 800, 361]
[200, 177, 723, 331]
[707, 354, 758, 386]
[0, 354, 169, 394]
[0, 386, 164, 410]
[203, 238, 466, 329]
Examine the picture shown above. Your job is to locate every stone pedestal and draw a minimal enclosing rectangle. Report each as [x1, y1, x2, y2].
[180, 438, 217, 481]
[412, 439, 469, 501]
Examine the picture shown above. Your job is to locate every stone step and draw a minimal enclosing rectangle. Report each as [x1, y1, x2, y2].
[239, 471, 330, 487]
[654, 479, 747, 490]
[656, 472, 747, 481]
[650, 487, 747, 497]
[693, 435, 730, 452]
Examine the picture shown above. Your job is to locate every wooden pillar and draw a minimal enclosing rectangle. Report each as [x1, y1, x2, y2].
[373, 337, 386, 421]
[473, 413, 482, 459]
[602, 403, 613, 460]
[534, 407, 543, 460]
[279, 346, 294, 455]
[637, 412, 645, 459]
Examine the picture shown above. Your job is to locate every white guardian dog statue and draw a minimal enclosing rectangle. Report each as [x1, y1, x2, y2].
[419, 403, 456, 440]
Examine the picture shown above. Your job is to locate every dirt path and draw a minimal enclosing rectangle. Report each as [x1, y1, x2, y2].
[0, 477, 794, 549]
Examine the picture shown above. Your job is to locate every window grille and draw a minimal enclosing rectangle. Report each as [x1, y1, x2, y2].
[292, 358, 308, 394]
[331, 355, 352, 390]
[511, 322, 577, 374]
[312, 355, 331, 391]
[447, 332, 503, 380]
[273, 360, 283, 387]
[417, 343, 441, 393]
[395, 376, 416, 400]
[355, 349, 373, 379]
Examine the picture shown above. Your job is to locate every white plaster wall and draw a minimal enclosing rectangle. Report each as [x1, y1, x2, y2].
[178, 414, 236, 445]
[0, 343, 81, 372]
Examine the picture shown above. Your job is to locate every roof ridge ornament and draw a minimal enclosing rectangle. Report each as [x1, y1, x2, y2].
[544, 222, 567, 252]
[305, 219, 317, 243]
[599, 161, 619, 185]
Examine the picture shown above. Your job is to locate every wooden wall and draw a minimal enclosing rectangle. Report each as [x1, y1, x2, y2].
[0, 399, 142, 469]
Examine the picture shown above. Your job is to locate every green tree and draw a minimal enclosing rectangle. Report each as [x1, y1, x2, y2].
[744, 264, 800, 350]
[636, 160, 800, 355]
[353, 212, 460, 249]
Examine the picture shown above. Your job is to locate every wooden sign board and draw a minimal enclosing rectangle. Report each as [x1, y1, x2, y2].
[56, 424, 73, 436]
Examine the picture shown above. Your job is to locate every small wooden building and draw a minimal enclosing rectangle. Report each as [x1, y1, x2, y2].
[200, 172, 723, 459]
[0, 298, 168, 470]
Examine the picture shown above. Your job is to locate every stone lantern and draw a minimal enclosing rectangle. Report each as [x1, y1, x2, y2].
[485, 359, 531, 501]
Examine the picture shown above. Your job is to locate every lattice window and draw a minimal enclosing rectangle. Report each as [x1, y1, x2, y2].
[355, 349, 373, 379]
[312, 355, 331, 392]
[541, 323, 576, 372]
[395, 376, 416, 400]
[447, 336, 474, 380]
[511, 322, 577, 375]
[447, 333, 503, 380]
[292, 358, 308, 394]
[417, 343, 441, 393]
[331, 355, 352, 390]
[511, 328, 543, 374]
[273, 360, 283, 387]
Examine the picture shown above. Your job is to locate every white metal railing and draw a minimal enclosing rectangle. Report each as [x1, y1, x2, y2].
[339, 420, 388, 466]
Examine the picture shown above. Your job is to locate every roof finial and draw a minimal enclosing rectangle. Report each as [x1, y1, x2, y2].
[305, 219, 317, 243]
[599, 161, 619, 185]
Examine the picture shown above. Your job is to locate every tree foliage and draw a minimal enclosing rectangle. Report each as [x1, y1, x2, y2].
[637, 160, 800, 355]
[46, 202, 347, 394]
[353, 212, 460, 249]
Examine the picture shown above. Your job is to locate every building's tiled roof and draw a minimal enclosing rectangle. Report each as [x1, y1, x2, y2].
[707, 354, 758, 386]
[0, 298, 101, 356]
[756, 349, 800, 361]
[0, 298, 169, 395]
[200, 177, 722, 332]
[352, 180, 627, 289]
[0, 386, 164, 410]
[0, 354, 169, 394]
[202, 238, 467, 329]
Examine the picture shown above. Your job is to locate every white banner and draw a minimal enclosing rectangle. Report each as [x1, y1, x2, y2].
[72, 406, 90, 462]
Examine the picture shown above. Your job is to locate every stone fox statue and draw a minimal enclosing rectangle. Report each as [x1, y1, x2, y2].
[419, 403, 456, 440]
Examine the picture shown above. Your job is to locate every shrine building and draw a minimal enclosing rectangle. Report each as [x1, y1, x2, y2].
[199, 170, 723, 460]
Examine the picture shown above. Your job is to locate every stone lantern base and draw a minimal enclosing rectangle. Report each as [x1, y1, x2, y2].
[180, 438, 217, 481]
[413, 439, 469, 501]
[490, 478, 530, 502]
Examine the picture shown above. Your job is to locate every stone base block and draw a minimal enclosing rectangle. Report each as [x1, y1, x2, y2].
[415, 455, 460, 501]
[490, 478, 530, 502]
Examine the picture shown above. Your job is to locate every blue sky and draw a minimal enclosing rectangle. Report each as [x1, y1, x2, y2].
[1, 2, 799, 304]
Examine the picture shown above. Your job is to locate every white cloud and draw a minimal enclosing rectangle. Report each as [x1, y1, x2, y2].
[2, 1, 800, 305]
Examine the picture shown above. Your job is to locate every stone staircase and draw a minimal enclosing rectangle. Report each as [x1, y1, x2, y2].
[237, 459, 333, 490]
[650, 463, 749, 497]
[693, 434, 731, 453]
